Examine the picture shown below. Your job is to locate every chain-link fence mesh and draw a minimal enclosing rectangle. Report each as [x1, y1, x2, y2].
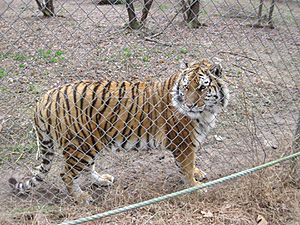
[0, 0, 299, 224]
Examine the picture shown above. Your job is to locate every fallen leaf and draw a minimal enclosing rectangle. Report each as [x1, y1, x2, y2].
[263, 140, 278, 149]
[214, 135, 224, 142]
[200, 210, 213, 218]
[256, 214, 268, 225]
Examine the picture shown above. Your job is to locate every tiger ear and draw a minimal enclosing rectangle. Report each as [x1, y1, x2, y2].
[179, 60, 189, 69]
[211, 63, 223, 77]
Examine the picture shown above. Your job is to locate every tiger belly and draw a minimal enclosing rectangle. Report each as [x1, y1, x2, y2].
[105, 133, 162, 151]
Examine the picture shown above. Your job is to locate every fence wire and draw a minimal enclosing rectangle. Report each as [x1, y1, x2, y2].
[0, 0, 299, 224]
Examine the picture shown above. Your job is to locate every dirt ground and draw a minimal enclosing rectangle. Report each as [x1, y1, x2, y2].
[0, 0, 299, 224]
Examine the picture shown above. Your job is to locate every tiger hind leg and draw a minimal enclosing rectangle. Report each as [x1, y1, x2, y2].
[61, 162, 114, 204]
[60, 147, 95, 204]
[60, 166, 93, 204]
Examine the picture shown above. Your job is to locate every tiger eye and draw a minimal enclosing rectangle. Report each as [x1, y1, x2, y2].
[197, 85, 206, 91]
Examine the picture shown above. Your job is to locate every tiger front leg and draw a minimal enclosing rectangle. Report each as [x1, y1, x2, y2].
[173, 147, 201, 186]
[194, 167, 207, 182]
[60, 142, 106, 204]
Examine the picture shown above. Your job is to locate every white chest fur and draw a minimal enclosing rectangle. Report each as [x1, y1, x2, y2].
[193, 109, 218, 147]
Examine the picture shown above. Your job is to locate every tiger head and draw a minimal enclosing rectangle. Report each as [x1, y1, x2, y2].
[172, 59, 229, 119]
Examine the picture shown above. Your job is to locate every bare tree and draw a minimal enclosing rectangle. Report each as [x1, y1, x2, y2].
[254, 0, 275, 28]
[94, 0, 124, 5]
[141, 0, 154, 22]
[126, 0, 153, 29]
[126, 0, 204, 30]
[33, 0, 204, 29]
[267, 0, 275, 28]
[181, 0, 204, 28]
[35, 0, 55, 17]
[256, 0, 264, 26]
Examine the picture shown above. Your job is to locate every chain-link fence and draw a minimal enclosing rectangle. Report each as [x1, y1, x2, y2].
[0, 0, 299, 224]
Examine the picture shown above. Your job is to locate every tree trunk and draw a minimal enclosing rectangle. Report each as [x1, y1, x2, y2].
[254, 0, 275, 28]
[35, 0, 55, 17]
[141, 0, 154, 22]
[95, 0, 124, 4]
[254, 0, 263, 28]
[181, 0, 202, 29]
[125, 0, 201, 29]
[125, 0, 142, 29]
[187, 0, 200, 26]
[267, 0, 275, 28]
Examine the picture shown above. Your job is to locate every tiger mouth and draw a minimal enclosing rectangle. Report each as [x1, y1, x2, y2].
[175, 104, 205, 115]
[172, 87, 206, 114]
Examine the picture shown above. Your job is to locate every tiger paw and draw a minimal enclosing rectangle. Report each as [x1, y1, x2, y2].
[98, 174, 114, 186]
[188, 179, 207, 193]
[194, 167, 207, 182]
[74, 191, 93, 205]
[90, 170, 115, 187]
[189, 179, 202, 187]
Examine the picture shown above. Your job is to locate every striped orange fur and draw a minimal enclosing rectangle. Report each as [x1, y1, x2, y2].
[9, 59, 229, 203]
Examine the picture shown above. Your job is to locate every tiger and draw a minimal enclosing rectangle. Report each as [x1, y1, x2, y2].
[9, 59, 229, 204]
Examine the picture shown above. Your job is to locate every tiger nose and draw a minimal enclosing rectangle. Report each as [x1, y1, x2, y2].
[186, 103, 196, 108]
[201, 77, 210, 86]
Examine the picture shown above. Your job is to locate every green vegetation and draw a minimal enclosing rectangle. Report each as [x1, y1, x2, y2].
[55, 50, 64, 57]
[179, 47, 188, 54]
[0, 52, 9, 60]
[12, 143, 36, 154]
[0, 52, 29, 61]
[0, 50, 66, 68]
[0, 68, 7, 78]
[19, 63, 26, 69]
[0, 86, 8, 93]
[28, 83, 41, 94]
[13, 53, 29, 61]
[37, 49, 65, 63]
[0, 142, 37, 165]
[122, 47, 133, 58]
[142, 55, 150, 62]
[37, 49, 51, 59]
[175, 55, 183, 61]
[100, 48, 151, 66]
[237, 69, 243, 76]
[159, 4, 169, 11]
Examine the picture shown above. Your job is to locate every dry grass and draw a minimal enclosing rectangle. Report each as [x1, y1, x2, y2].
[2, 164, 299, 225]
